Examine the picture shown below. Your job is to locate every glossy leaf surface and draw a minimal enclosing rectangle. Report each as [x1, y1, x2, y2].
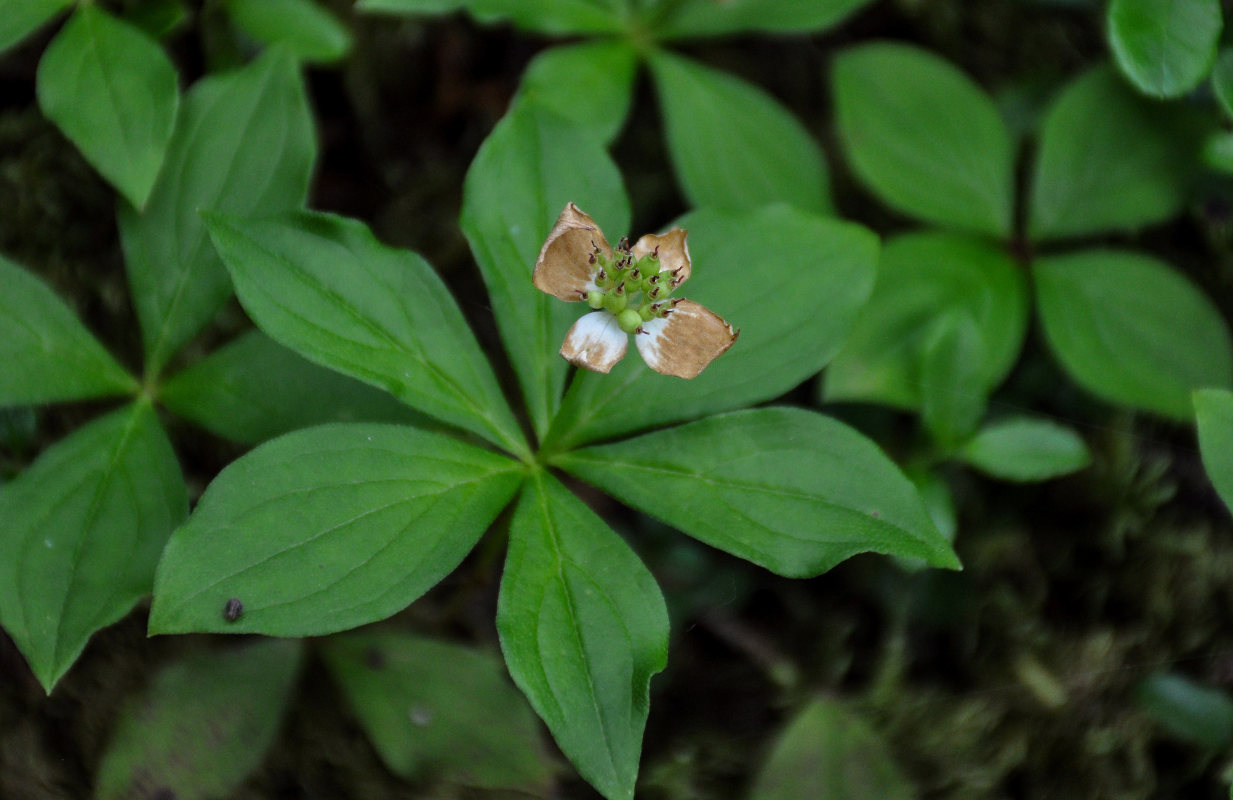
[651, 50, 831, 214]
[358, 0, 622, 33]
[159, 330, 426, 444]
[95, 640, 303, 800]
[824, 232, 1028, 410]
[1195, 388, 1233, 515]
[224, 0, 351, 63]
[150, 424, 523, 636]
[750, 696, 914, 800]
[498, 472, 669, 800]
[833, 42, 1013, 236]
[1034, 250, 1233, 419]
[546, 206, 877, 450]
[0, 254, 136, 407]
[957, 417, 1091, 482]
[321, 630, 554, 792]
[1028, 66, 1206, 240]
[460, 102, 629, 438]
[558, 408, 960, 576]
[1134, 672, 1233, 751]
[205, 210, 526, 454]
[1212, 48, 1233, 119]
[1108, 0, 1221, 98]
[37, 5, 179, 208]
[920, 311, 987, 449]
[0, 402, 185, 691]
[119, 48, 315, 375]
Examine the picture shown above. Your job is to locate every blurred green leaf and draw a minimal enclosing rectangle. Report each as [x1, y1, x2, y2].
[1108, 0, 1221, 98]
[957, 417, 1091, 482]
[150, 424, 522, 636]
[1028, 65, 1207, 240]
[832, 42, 1014, 237]
[656, 0, 871, 38]
[498, 471, 668, 800]
[460, 102, 629, 439]
[0, 402, 186, 691]
[1133, 672, 1233, 751]
[1034, 249, 1233, 419]
[321, 630, 554, 792]
[824, 232, 1028, 410]
[650, 50, 832, 214]
[546, 206, 877, 451]
[96, 640, 303, 800]
[749, 696, 914, 800]
[1194, 388, 1233, 515]
[205, 210, 527, 455]
[1202, 130, 1233, 174]
[0, 0, 73, 53]
[558, 407, 960, 576]
[511, 39, 638, 145]
[1211, 48, 1233, 119]
[0, 254, 136, 407]
[359, 0, 623, 33]
[921, 312, 987, 450]
[159, 330, 427, 444]
[36, 5, 179, 209]
[119, 47, 316, 375]
[224, 0, 351, 63]
[122, 0, 190, 38]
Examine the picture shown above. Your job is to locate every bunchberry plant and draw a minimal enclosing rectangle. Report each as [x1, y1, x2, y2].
[139, 82, 959, 795]
[824, 42, 1231, 494]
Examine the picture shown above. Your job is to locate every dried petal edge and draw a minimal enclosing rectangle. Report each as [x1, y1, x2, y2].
[533, 202, 612, 301]
[632, 228, 691, 286]
[561, 310, 629, 373]
[636, 299, 738, 379]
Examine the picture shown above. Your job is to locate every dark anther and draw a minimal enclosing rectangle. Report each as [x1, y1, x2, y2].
[588, 252, 596, 264]
[630, 269, 641, 281]
[648, 274, 659, 284]
[617, 235, 630, 251]
[615, 281, 626, 295]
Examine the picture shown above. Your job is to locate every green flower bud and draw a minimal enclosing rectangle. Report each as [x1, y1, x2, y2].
[617, 308, 643, 333]
[585, 289, 605, 309]
[604, 291, 628, 313]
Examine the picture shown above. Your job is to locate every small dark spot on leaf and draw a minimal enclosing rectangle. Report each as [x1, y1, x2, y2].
[223, 598, 243, 621]
[365, 647, 385, 670]
[870, 510, 881, 519]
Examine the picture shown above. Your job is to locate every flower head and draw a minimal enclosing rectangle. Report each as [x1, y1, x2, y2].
[533, 203, 738, 378]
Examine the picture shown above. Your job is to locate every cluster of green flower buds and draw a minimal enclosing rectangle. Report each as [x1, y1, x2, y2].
[580, 236, 684, 334]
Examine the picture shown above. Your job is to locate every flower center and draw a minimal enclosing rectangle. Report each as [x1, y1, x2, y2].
[581, 236, 683, 333]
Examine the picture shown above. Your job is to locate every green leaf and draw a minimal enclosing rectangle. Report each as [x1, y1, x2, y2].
[149, 423, 523, 637]
[511, 40, 638, 146]
[0, 253, 136, 406]
[1034, 249, 1233, 419]
[1108, 0, 1222, 99]
[649, 50, 831, 215]
[0, 0, 73, 53]
[118, 47, 316, 376]
[359, 0, 623, 33]
[497, 471, 668, 800]
[95, 639, 302, 800]
[0, 402, 186, 691]
[656, 0, 871, 38]
[557, 407, 960, 576]
[321, 630, 554, 792]
[920, 312, 987, 450]
[123, 0, 190, 38]
[545, 206, 878, 451]
[159, 330, 428, 444]
[224, 0, 352, 63]
[36, 5, 180, 209]
[356, 0, 465, 13]
[957, 417, 1091, 482]
[1203, 130, 1233, 174]
[832, 42, 1014, 237]
[204, 210, 527, 455]
[1133, 672, 1233, 751]
[1027, 65, 1207, 241]
[749, 696, 914, 800]
[1211, 48, 1233, 119]
[1194, 388, 1233, 515]
[824, 232, 1029, 410]
[460, 102, 629, 438]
